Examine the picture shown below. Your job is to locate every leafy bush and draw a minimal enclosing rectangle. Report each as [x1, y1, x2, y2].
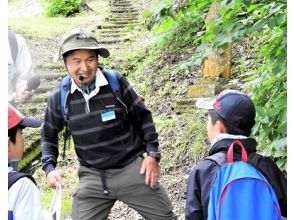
[45, 0, 82, 17]
[145, 0, 210, 49]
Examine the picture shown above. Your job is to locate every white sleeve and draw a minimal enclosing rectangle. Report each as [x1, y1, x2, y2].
[8, 177, 49, 220]
[14, 34, 34, 93]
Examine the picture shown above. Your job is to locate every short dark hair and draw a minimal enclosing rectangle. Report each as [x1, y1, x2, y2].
[8, 126, 18, 144]
[208, 109, 252, 136]
[8, 125, 24, 144]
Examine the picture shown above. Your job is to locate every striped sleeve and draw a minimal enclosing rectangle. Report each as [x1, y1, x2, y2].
[41, 84, 64, 175]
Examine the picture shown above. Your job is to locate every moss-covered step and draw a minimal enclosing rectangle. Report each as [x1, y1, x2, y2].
[18, 104, 46, 116]
[18, 137, 41, 172]
[30, 94, 48, 103]
[36, 63, 64, 70]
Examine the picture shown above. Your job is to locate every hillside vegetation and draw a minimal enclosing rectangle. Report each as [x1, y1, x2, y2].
[141, 0, 286, 171]
[9, 0, 286, 219]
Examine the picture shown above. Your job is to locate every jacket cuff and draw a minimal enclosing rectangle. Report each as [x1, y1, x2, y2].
[43, 164, 55, 177]
[146, 144, 158, 153]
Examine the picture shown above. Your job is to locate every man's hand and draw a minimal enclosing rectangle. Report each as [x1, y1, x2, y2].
[17, 90, 33, 103]
[47, 170, 63, 189]
[140, 156, 160, 188]
[139, 95, 145, 102]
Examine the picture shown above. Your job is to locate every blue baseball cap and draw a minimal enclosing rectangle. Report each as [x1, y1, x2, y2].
[196, 89, 256, 130]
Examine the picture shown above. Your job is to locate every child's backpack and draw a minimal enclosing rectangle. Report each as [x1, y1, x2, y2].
[8, 172, 36, 190]
[206, 140, 282, 220]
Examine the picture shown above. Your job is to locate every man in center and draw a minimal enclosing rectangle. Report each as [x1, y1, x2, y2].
[41, 28, 177, 220]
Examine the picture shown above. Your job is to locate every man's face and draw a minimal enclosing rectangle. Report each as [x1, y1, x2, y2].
[65, 49, 98, 85]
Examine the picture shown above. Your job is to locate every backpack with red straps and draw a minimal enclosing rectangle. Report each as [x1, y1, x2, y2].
[206, 140, 282, 220]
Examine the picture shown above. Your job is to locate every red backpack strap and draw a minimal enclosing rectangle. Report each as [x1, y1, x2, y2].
[227, 140, 248, 163]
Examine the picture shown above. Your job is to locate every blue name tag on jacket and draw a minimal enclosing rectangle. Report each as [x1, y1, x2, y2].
[101, 111, 116, 122]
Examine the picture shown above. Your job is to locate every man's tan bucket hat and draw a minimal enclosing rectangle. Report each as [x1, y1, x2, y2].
[54, 28, 110, 61]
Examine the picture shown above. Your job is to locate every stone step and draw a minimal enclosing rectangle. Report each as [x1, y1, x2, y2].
[108, 20, 139, 25]
[39, 72, 65, 80]
[107, 17, 139, 22]
[30, 94, 48, 103]
[110, 12, 139, 16]
[98, 32, 128, 38]
[187, 78, 227, 98]
[111, 5, 141, 9]
[34, 73, 64, 94]
[109, 15, 139, 20]
[110, 4, 137, 8]
[110, 4, 135, 7]
[110, 2, 134, 5]
[97, 35, 129, 41]
[109, 0, 133, 4]
[95, 31, 128, 39]
[175, 98, 198, 113]
[110, 6, 138, 10]
[97, 26, 125, 31]
[18, 137, 42, 172]
[19, 104, 47, 116]
[34, 85, 54, 94]
[99, 44, 121, 50]
[97, 38, 131, 44]
[99, 24, 134, 29]
[97, 32, 129, 40]
[111, 9, 138, 13]
[109, 0, 133, 3]
[96, 29, 128, 35]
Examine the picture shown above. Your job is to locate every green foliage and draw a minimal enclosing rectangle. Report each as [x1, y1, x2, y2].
[45, 0, 82, 17]
[145, 0, 210, 49]
[147, 0, 287, 171]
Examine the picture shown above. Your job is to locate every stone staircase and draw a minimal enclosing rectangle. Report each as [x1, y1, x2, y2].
[18, 65, 66, 172]
[95, 0, 141, 50]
